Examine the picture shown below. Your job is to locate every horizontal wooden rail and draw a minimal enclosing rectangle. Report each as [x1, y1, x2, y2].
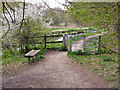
[46, 35, 63, 37]
[52, 31, 84, 34]
[28, 42, 43, 44]
[46, 48, 59, 50]
[46, 41, 63, 43]
[29, 35, 62, 38]
[71, 32, 84, 35]
[29, 36, 44, 38]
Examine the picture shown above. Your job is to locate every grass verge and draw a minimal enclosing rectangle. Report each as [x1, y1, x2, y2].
[2, 50, 45, 75]
[67, 50, 118, 88]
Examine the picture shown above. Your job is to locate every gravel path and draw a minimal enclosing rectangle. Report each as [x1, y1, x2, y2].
[2, 51, 110, 88]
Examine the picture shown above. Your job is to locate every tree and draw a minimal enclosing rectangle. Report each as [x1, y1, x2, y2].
[43, 8, 62, 26]
[66, 2, 118, 31]
[1, 1, 47, 53]
[65, 2, 119, 51]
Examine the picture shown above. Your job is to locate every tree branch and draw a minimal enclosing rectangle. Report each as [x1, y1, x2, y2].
[6, 2, 16, 22]
[4, 2, 14, 22]
[2, 2, 11, 39]
[19, 0, 25, 30]
[13, 0, 26, 37]
[42, 0, 55, 16]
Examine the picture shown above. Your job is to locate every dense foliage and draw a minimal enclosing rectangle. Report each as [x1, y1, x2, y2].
[66, 2, 118, 30]
[66, 2, 119, 51]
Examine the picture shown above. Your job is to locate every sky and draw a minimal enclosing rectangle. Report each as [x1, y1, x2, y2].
[25, 0, 66, 9]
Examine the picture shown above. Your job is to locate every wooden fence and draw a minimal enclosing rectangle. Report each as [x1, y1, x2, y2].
[68, 35, 102, 53]
[29, 34, 65, 49]
[68, 35, 118, 54]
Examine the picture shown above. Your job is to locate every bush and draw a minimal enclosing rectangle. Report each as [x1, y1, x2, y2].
[59, 45, 68, 51]
[2, 50, 13, 58]
[103, 57, 115, 62]
[95, 48, 115, 55]
[32, 55, 44, 63]
[68, 50, 92, 55]
[38, 55, 44, 59]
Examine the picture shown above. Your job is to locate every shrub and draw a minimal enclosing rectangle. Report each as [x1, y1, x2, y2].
[2, 50, 13, 58]
[103, 57, 115, 62]
[32, 55, 44, 63]
[38, 55, 44, 59]
[95, 47, 116, 55]
[68, 50, 92, 55]
[59, 45, 68, 51]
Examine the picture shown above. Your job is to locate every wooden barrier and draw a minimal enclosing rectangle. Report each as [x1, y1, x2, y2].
[83, 36, 86, 51]
[29, 35, 62, 38]
[69, 35, 72, 51]
[98, 35, 101, 50]
[46, 41, 63, 43]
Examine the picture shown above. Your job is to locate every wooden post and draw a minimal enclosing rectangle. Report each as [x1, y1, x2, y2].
[83, 36, 86, 51]
[44, 34, 46, 49]
[28, 57, 31, 64]
[63, 34, 66, 47]
[69, 35, 72, 51]
[95, 37, 97, 54]
[98, 35, 101, 50]
[25, 37, 29, 53]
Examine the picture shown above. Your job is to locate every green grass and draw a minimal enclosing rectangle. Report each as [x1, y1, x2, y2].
[46, 27, 99, 35]
[59, 45, 68, 51]
[2, 49, 46, 75]
[2, 49, 46, 65]
[46, 36, 62, 42]
[101, 32, 118, 51]
[47, 43, 62, 48]
[47, 28, 68, 31]
[80, 32, 98, 37]
[86, 37, 98, 51]
[67, 50, 118, 87]
[2, 53, 28, 65]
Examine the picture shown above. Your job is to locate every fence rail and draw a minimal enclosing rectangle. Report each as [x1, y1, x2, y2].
[29, 35, 63, 38]
[46, 41, 63, 43]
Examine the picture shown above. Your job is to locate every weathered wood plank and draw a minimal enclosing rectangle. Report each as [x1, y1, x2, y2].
[46, 35, 63, 37]
[46, 41, 63, 43]
[29, 35, 62, 38]
[44, 35, 46, 49]
[69, 35, 72, 51]
[83, 36, 86, 51]
[24, 50, 40, 57]
[98, 35, 101, 50]
[46, 48, 59, 50]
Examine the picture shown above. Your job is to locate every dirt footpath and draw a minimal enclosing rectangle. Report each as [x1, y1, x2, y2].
[2, 51, 110, 88]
